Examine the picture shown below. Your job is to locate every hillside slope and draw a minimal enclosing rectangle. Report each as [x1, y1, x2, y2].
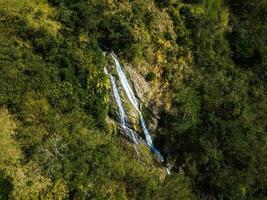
[0, 0, 266, 199]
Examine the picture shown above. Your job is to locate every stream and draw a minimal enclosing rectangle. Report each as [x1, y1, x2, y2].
[105, 52, 164, 163]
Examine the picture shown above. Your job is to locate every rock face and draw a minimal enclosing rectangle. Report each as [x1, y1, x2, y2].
[123, 64, 168, 134]
[124, 64, 151, 106]
[106, 58, 177, 172]
[106, 60, 164, 141]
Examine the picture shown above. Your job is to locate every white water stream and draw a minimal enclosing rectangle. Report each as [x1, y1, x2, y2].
[104, 67, 138, 145]
[109, 53, 164, 162]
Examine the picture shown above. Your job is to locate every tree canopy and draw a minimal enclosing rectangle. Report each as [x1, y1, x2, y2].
[0, 0, 266, 199]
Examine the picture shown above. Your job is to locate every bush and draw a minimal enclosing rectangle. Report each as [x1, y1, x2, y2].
[145, 72, 156, 82]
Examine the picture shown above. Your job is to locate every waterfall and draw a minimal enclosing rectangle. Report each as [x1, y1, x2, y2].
[111, 53, 139, 112]
[104, 67, 138, 145]
[110, 53, 164, 162]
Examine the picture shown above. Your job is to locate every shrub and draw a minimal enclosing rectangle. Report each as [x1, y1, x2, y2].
[145, 72, 156, 82]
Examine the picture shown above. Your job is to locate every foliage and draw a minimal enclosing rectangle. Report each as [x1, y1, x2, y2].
[0, 0, 266, 199]
[145, 72, 157, 82]
[158, 0, 267, 199]
[0, 0, 196, 199]
[156, 174, 197, 200]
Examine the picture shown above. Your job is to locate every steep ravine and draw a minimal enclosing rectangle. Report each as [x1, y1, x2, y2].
[124, 60, 176, 172]
[104, 52, 173, 175]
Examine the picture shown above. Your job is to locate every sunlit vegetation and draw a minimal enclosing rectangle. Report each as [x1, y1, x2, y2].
[0, 0, 266, 199]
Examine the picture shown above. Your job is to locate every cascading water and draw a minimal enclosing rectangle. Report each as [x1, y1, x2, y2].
[110, 53, 164, 162]
[104, 67, 138, 145]
[111, 53, 140, 112]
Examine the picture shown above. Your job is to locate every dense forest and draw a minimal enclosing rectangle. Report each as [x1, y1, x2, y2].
[0, 0, 266, 199]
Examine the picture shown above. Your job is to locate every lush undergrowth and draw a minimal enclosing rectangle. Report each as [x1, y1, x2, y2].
[0, 0, 266, 199]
